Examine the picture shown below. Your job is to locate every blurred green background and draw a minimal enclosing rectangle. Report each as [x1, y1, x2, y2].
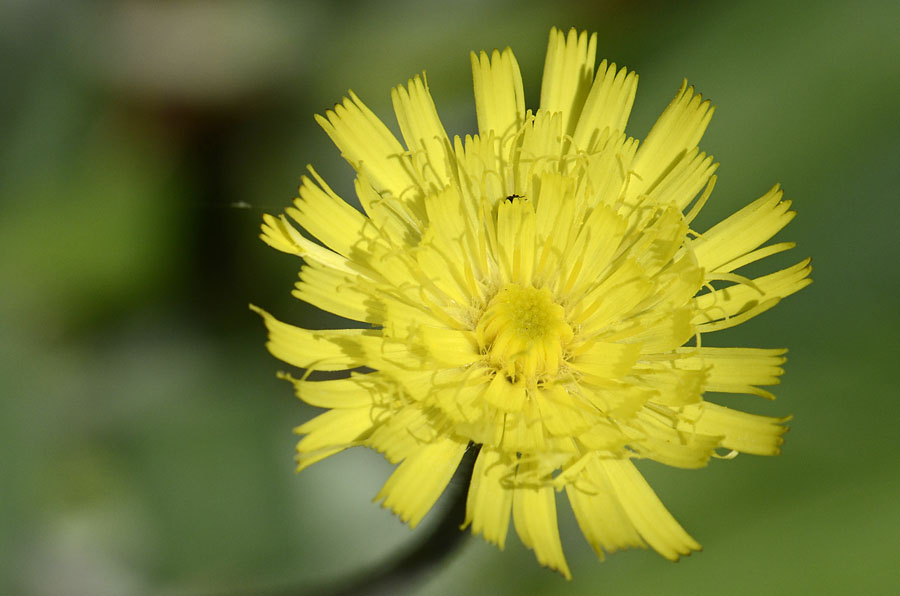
[2, 0, 898, 594]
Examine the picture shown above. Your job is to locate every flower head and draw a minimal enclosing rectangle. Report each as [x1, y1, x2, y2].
[254, 27, 811, 578]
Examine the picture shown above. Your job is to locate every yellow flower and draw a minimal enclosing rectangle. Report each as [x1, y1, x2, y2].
[254, 27, 811, 578]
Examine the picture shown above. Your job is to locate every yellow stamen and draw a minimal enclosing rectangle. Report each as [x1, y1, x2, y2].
[476, 284, 574, 381]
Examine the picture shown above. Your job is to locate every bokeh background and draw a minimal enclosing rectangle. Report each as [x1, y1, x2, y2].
[3, 0, 898, 594]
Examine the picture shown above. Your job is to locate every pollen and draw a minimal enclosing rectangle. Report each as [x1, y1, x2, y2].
[476, 284, 574, 380]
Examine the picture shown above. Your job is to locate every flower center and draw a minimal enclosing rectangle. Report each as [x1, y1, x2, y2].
[476, 284, 573, 381]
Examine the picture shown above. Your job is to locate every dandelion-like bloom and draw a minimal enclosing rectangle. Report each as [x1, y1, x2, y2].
[254, 27, 810, 578]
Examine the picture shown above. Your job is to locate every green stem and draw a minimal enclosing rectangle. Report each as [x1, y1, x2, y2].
[200, 444, 479, 596]
[317, 444, 480, 596]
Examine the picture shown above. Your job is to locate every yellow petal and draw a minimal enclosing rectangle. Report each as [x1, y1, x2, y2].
[422, 368, 495, 424]
[645, 146, 718, 211]
[353, 173, 420, 249]
[676, 347, 787, 399]
[415, 244, 471, 308]
[574, 417, 630, 451]
[294, 406, 377, 471]
[251, 305, 376, 371]
[391, 74, 453, 187]
[375, 437, 468, 528]
[568, 341, 641, 380]
[573, 259, 654, 335]
[419, 326, 479, 368]
[601, 458, 701, 560]
[483, 373, 526, 412]
[652, 255, 706, 311]
[500, 400, 548, 453]
[420, 185, 483, 302]
[315, 91, 418, 202]
[624, 204, 689, 277]
[694, 259, 813, 329]
[630, 81, 714, 198]
[716, 241, 796, 273]
[513, 482, 571, 579]
[453, 131, 505, 210]
[629, 407, 720, 468]
[540, 27, 597, 139]
[564, 130, 623, 205]
[579, 382, 654, 419]
[566, 455, 645, 559]
[517, 110, 564, 184]
[281, 372, 377, 409]
[534, 384, 594, 437]
[293, 262, 379, 323]
[471, 47, 525, 142]
[617, 307, 694, 354]
[632, 361, 706, 407]
[288, 168, 380, 260]
[378, 295, 454, 342]
[571, 60, 638, 152]
[696, 297, 780, 334]
[678, 402, 789, 455]
[558, 203, 627, 298]
[533, 172, 578, 279]
[464, 448, 514, 548]
[259, 213, 353, 272]
[496, 195, 536, 285]
[365, 404, 438, 464]
[692, 185, 796, 273]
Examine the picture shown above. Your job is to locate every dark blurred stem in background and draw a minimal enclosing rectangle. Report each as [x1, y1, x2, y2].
[202, 444, 479, 596]
[314, 444, 479, 596]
